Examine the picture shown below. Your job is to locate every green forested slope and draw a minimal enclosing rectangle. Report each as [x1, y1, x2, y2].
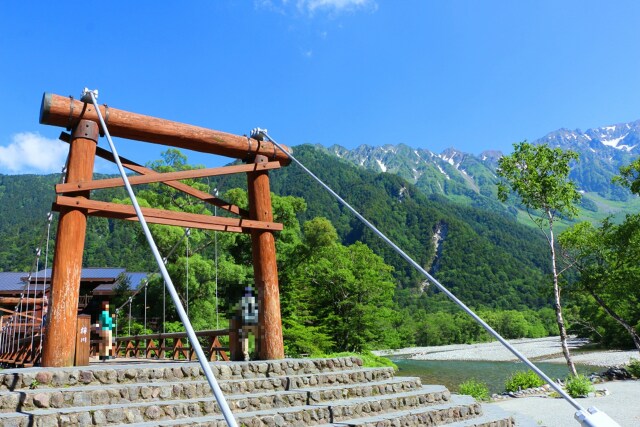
[213, 145, 551, 309]
[0, 146, 551, 311]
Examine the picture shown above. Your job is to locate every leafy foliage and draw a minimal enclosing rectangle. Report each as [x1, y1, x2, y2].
[497, 142, 580, 222]
[458, 379, 490, 401]
[627, 359, 640, 378]
[615, 157, 640, 195]
[565, 374, 594, 398]
[560, 216, 640, 349]
[504, 370, 545, 392]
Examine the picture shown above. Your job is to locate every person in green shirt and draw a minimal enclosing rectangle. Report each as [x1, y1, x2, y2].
[95, 301, 115, 361]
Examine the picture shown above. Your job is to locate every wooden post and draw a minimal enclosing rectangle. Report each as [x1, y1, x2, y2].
[228, 317, 242, 361]
[247, 155, 284, 360]
[41, 120, 98, 367]
[75, 314, 91, 366]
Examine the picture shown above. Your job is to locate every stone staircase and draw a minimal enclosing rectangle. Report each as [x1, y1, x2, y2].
[0, 357, 515, 426]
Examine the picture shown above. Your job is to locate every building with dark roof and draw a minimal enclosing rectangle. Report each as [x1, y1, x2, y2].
[0, 268, 149, 315]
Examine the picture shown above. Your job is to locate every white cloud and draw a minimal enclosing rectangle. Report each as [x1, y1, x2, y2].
[0, 132, 68, 174]
[257, 0, 376, 15]
[301, 0, 376, 13]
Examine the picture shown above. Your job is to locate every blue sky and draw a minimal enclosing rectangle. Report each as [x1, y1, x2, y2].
[1, 0, 640, 174]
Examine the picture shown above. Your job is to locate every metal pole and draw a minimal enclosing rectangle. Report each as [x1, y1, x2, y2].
[85, 89, 237, 427]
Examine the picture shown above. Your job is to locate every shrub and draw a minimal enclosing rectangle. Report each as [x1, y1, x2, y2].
[504, 370, 545, 392]
[458, 379, 490, 401]
[565, 375, 594, 398]
[628, 358, 640, 378]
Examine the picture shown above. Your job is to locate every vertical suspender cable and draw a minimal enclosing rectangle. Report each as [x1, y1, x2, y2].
[30, 251, 40, 350]
[255, 129, 588, 412]
[144, 280, 147, 333]
[186, 228, 190, 318]
[214, 188, 219, 330]
[16, 294, 24, 349]
[84, 89, 237, 427]
[40, 217, 50, 354]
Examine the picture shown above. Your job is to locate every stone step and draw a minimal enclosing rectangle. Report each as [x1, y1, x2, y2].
[316, 395, 482, 426]
[288, 366, 395, 389]
[441, 402, 516, 427]
[298, 377, 424, 403]
[0, 386, 455, 426]
[110, 394, 480, 427]
[0, 375, 418, 413]
[0, 356, 365, 391]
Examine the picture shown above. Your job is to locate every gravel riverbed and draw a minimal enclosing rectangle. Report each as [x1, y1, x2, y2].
[374, 336, 638, 367]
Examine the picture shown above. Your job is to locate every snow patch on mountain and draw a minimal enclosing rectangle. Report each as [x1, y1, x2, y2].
[601, 135, 627, 148]
[435, 163, 450, 179]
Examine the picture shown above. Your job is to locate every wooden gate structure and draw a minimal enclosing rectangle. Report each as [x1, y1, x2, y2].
[38, 93, 291, 367]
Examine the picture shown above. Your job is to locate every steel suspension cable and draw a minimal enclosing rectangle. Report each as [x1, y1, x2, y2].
[84, 89, 237, 427]
[253, 129, 589, 412]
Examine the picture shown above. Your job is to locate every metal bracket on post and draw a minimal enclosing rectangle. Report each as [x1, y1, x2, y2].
[80, 88, 98, 103]
[250, 128, 268, 142]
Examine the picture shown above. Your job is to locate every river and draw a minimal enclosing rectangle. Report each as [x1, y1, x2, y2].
[391, 357, 601, 394]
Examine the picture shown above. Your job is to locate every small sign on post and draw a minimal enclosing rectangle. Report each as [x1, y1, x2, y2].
[75, 314, 91, 366]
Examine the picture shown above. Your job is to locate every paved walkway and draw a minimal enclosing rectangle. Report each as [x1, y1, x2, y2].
[490, 380, 640, 426]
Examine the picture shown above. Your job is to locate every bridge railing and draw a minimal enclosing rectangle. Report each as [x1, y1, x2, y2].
[0, 330, 43, 368]
[111, 329, 230, 362]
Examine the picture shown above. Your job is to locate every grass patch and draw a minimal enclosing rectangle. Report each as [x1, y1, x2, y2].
[317, 351, 398, 370]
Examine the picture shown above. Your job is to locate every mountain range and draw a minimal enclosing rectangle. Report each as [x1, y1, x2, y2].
[1, 119, 639, 311]
[325, 119, 640, 216]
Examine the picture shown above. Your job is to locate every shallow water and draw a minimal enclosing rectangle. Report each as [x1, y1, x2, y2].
[391, 358, 600, 394]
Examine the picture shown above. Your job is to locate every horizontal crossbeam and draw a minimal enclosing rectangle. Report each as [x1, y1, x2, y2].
[0, 297, 46, 305]
[55, 161, 281, 194]
[52, 196, 283, 233]
[41, 93, 291, 163]
[59, 132, 250, 218]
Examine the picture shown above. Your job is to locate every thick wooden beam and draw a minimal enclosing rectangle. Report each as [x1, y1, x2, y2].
[59, 132, 249, 218]
[0, 297, 46, 305]
[0, 307, 41, 321]
[41, 93, 291, 164]
[55, 161, 280, 194]
[42, 120, 98, 367]
[247, 155, 285, 360]
[52, 196, 283, 233]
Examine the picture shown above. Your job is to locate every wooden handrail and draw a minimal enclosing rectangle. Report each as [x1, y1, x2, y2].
[115, 329, 229, 342]
[113, 329, 230, 362]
